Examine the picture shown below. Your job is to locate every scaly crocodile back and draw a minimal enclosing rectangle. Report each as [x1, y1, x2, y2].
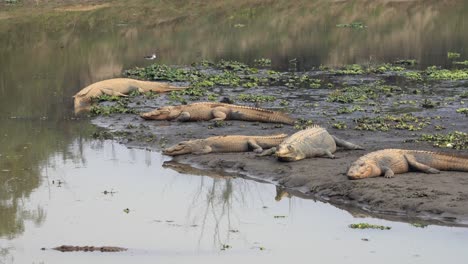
[361, 149, 468, 172]
[281, 125, 335, 150]
[187, 102, 295, 125]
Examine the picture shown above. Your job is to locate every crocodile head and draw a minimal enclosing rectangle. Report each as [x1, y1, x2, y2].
[140, 106, 182, 120]
[163, 141, 196, 156]
[73, 96, 93, 115]
[275, 145, 305, 161]
[347, 159, 380, 179]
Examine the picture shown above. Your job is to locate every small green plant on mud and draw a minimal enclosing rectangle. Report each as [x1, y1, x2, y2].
[335, 64, 365, 75]
[425, 66, 468, 80]
[394, 59, 417, 66]
[410, 223, 428, 228]
[90, 102, 137, 116]
[354, 114, 431, 131]
[453, 61, 468, 66]
[216, 60, 250, 72]
[207, 93, 219, 101]
[327, 83, 399, 104]
[125, 64, 193, 82]
[332, 121, 347, 129]
[420, 99, 439, 108]
[95, 94, 122, 102]
[236, 94, 276, 103]
[349, 223, 391, 230]
[279, 100, 289, 106]
[419, 131, 468, 150]
[254, 58, 272, 67]
[191, 60, 214, 67]
[447, 52, 461, 59]
[336, 22, 366, 29]
[403, 71, 423, 81]
[456, 108, 468, 116]
[294, 119, 314, 130]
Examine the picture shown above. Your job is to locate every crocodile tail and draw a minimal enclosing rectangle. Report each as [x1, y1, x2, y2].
[418, 151, 468, 172]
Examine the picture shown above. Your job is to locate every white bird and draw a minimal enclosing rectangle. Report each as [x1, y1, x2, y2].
[144, 53, 157, 60]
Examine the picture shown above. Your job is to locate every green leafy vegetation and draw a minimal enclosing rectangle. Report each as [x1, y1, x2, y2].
[125, 64, 193, 82]
[90, 102, 137, 116]
[403, 71, 423, 81]
[236, 94, 276, 103]
[327, 83, 401, 104]
[394, 59, 417, 66]
[294, 118, 314, 130]
[336, 22, 366, 29]
[425, 66, 468, 80]
[410, 223, 428, 228]
[456, 108, 468, 116]
[354, 114, 431, 131]
[334, 64, 365, 75]
[254, 58, 272, 67]
[420, 99, 439, 108]
[447, 52, 461, 59]
[349, 223, 391, 230]
[419, 131, 468, 149]
[453, 61, 468, 66]
[332, 121, 347, 129]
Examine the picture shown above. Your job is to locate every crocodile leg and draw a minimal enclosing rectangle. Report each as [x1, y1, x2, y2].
[175, 112, 191, 122]
[101, 88, 128, 97]
[404, 154, 441, 174]
[310, 148, 335, 159]
[193, 145, 212, 154]
[257, 147, 276, 157]
[210, 107, 229, 121]
[381, 166, 394, 178]
[332, 136, 363, 150]
[247, 139, 264, 153]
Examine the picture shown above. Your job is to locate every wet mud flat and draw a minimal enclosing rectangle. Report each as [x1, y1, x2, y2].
[89, 61, 468, 226]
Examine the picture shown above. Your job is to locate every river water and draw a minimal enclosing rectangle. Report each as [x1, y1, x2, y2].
[1, 1, 468, 263]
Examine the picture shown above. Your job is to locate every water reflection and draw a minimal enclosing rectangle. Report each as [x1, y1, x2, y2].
[0, 119, 94, 239]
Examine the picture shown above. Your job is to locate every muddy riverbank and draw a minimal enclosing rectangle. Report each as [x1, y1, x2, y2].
[89, 60, 468, 226]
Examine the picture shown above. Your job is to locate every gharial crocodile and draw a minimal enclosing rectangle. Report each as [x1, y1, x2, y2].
[51, 245, 127, 252]
[140, 102, 295, 125]
[163, 134, 288, 156]
[73, 78, 187, 113]
[258, 125, 363, 161]
[347, 149, 468, 180]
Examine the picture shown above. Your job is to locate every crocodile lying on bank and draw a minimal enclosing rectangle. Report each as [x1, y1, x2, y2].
[163, 134, 288, 156]
[258, 125, 363, 161]
[140, 102, 295, 125]
[73, 78, 187, 113]
[347, 149, 468, 180]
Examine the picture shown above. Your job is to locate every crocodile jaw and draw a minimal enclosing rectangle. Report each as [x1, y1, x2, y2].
[140, 108, 176, 120]
[163, 143, 193, 156]
[347, 160, 378, 179]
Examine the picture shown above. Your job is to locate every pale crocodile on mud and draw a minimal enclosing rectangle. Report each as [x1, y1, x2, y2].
[140, 102, 296, 125]
[347, 149, 468, 180]
[73, 78, 187, 113]
[163, 134, 288, 156]
[259, 125, 363, 161]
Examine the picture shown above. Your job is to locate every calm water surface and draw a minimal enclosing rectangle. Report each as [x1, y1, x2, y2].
[1, 1, 468, 263]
